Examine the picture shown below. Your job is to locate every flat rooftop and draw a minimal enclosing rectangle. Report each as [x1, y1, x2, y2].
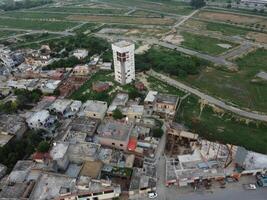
[70, 117, 99, 135]
[144, 91, 158, 103]
[50, 142, 69, 160]
[80, 100, 107, 114]
[113, 40, 134, 48]
[97, 121, 132, 141]
[79, 160, 103, 179]
[156, 93, 179, 105]
[30, 173, 75, 200]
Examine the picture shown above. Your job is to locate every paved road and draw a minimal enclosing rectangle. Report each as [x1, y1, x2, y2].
[148, 70, 267, 122]
[220, 42, 255, 60]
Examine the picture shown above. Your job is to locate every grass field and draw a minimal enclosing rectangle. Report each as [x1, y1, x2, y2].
[177, 95, 267, 154]
[206, 22, 250, 36]
[147, 74, 267, 154]
[180, 31, 237, 55]
[0, 18, 79, 31]
[175, 48, 267, 113]
[72, 22, 100, 34]
[1, 11, 69, 20]
[34, 6, 128, 14]
[67, 15, 175, 25]
[0, 30, 25, 38]
[100, 0, 193, 15]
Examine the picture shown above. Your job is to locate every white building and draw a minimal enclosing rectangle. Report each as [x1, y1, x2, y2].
[26, 110, 56, 131]
[112, 40, 135, 85]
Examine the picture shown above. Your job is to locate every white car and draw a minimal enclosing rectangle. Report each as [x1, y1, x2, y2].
[243, 183, 257, 190]
[148, 192, 158, 199]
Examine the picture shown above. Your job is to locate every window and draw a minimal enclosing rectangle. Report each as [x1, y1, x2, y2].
[117, 51, 129, 62]
[112, 143, 115, 145]
[120, 144, 123, 147]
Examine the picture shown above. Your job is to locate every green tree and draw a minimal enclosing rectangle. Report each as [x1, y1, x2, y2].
[152, 128, 164, 138]
[112, 108, 124, 120]
[37, 141, 50, 153]
[190, 0, 206, 9]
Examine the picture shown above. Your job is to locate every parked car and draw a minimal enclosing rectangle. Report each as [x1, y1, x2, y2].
[148, 192, 158, 199]
[243, 184, 257, 190]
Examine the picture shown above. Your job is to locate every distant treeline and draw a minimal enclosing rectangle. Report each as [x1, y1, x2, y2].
[0, 0, 53, 11]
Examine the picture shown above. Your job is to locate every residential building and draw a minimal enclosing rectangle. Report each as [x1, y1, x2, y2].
[97, 120, 133, 151]
[79, 100, 108, 120]
[49, 99, 82, 118]
[26, 110, 57, 131]
[73, 49, 88, 60]
[0, 115, 27, 139]
[107, 93, 129, 116]
[112, 40, 135, 85]
[50, 142, 70, 171]
[92, 81, 110, 93]
[72, 64, 90, 76]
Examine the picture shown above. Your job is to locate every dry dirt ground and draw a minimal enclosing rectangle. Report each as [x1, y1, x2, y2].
[196, 11, 267, 30]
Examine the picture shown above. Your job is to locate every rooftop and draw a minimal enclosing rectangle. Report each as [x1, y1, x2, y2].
[79, 161, 103, 179]
[156, 93, 179, 105]
[27, 110, 50, 123]
[50, 142, 69, 160]
[80, 100, 107, 115]
[144, 91, 158, 103]
[113, 40, 134, 48]
[29, 172, 76, 200]
[97, 121, 133, 141]
[69, 117, 99, 136]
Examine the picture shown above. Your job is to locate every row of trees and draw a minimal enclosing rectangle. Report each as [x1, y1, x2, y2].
[0, 0, 52, 11]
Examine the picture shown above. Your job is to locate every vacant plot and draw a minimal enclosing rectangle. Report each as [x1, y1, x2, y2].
[177, 95, 267, 154]
[196, 10, 267, 31]
[176, 48, 267, 113]
[34, 6, 128, 14]
[0, 18, 79, 31]
[70, 71, 118, 103]
[146, 74, 267, 154]
[180, 31, 237, 55]
[182, 19, 267, 44]
[67, 15, 175, 25]
[131, 10, 162, 17]
[100, 0, 193, 15]
[72, 22, 99, 34]
[1, 11, 69, 20]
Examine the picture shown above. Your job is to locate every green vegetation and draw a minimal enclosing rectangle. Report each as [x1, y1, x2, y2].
[152, 128, 164, 138]
[44, 56, 80, 70]
[72, 23, 99, 34]
[100, 0, 193, 15]
[0, 89, 42, 114]
[35, 6, 128, 14]
[235, 48, 267, 70]
[181, 31, 237, 55]
[48, 34, 110, 55]
[112, 109, 124, 120]
[176, 95, 267, 154]
[1, 11, 69, 20]
[147, 76, 185, 96]
[136, 48, 209, 77]
[0, 30, 25, 38]
[0, 0, 52, 11]
[0, 130, 43, 172]
[0, 18, 78, 31]
[70, 71, 116, 103]
[37, 141, 50, 153]
[190, 0, 206, 9]
[206, 22, 250, 36]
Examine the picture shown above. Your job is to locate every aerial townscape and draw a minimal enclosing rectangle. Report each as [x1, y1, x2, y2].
[0, 0, 267, 200]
